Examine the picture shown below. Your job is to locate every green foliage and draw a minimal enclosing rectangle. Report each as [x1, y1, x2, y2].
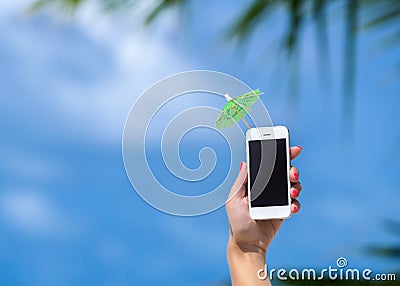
[30, 0, 137, 13]
[30, 0, 84, 12]
[31, 0, 400, 121]
[366, 219, 400, 260]
[226, 0, 278, 40]
[144, 0, 185, 25]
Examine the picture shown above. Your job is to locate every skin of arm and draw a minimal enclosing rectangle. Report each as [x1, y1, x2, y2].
[227, 237, 270, 285]
[226, 146, 302, 285]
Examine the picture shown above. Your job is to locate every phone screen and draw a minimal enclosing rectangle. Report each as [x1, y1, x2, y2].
[249, 139, 289, 207]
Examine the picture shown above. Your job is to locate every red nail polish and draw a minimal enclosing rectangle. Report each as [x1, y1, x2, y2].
[297, 145, 302, 150]
[292, 189, 299, 197]
[294, 173, 299, 180]
[240, 162, 243, 170]
[293, 205, 298, 212]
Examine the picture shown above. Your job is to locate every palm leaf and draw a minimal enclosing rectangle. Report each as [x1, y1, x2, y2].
[227, 0, 277, 40]
[144, 0, 185, 25]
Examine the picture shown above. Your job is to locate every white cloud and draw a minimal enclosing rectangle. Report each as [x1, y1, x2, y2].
[0, 149, 62, 181]
[1, 190, 72, 236]
[0, 0, 31, 16]
[1, 0, 194, 146]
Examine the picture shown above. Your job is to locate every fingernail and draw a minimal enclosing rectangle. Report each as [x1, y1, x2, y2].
[294, 173, 299, 180]
[292, 189, 299, 197]
[240, 162, 244, 170]
[293, 205, 298, 213]
[297, 145, 302, 150]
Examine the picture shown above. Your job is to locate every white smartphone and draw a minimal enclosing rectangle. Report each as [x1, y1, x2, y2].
[246, 126, 291, 220]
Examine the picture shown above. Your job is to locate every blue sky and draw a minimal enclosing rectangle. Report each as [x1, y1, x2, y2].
[0, 0, 399, 285]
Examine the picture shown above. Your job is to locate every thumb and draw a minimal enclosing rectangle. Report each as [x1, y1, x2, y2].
[227, 162, 248, 201]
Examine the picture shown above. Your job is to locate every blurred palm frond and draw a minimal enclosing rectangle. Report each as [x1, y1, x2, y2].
[312, 0, 331, 92]
[367, 246, 400, 259]
[144, 0, 185, 25]
[227, 0, 278, 41]
[31, 0, 400, 120]
[30, 0, 83, 12]
[365, 219, 400, 260]
[30, 0, 137, 13]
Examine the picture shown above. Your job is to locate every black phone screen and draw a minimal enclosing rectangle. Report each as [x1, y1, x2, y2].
[249, 139, 289, 207]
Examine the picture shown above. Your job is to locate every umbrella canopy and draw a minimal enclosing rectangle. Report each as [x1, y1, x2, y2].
[215, 89, 262, 130]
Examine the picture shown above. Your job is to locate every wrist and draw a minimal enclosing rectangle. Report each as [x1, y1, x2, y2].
[227, 237, 267, 257]
[227, 238, 269, 285]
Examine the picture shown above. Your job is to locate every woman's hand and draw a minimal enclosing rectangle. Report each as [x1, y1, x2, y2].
[226, 146, 302, 285]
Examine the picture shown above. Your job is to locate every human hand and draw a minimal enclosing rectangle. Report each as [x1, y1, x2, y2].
[226, 145, 303, 253]
[226, 146, 302, 285]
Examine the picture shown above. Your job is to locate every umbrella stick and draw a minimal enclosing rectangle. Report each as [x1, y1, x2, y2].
[233, 105, 250, 129]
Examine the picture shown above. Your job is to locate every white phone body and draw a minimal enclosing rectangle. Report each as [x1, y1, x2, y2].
[246, 126, 291, 220]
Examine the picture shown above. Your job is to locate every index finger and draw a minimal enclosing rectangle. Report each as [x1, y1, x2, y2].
[290, 146, 302, 160]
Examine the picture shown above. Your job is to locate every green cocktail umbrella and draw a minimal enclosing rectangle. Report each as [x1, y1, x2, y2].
[215, 89, 262, 130]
